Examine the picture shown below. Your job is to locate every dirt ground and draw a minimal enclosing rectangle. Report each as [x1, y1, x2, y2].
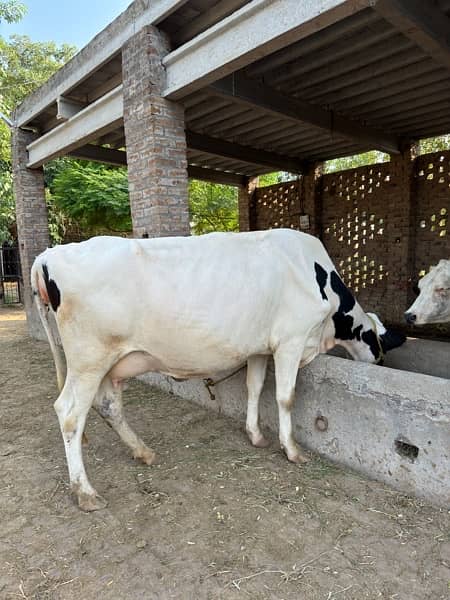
[0, 306, 449, 600]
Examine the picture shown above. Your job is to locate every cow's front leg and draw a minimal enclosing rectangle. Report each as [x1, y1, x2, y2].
[273, 344, 309, 464]
[54, 371, 107, 511]
[93, 377, 156, 465]
[246, 355, 270, 448]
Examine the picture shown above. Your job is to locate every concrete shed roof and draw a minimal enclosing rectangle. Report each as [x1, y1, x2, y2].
[14, 0, 450, 183]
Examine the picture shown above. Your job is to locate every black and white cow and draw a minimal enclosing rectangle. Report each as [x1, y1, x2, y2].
[32, 229, 405, 511]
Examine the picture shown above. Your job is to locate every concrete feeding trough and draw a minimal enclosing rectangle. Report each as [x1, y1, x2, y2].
[141, 338, 449, 508]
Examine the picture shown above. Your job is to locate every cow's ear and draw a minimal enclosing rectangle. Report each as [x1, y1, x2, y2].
[380, 329, 406, 352]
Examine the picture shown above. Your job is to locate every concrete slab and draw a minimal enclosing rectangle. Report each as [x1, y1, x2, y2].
[384, 337, 449, 379]
[330, 336, 449, 379]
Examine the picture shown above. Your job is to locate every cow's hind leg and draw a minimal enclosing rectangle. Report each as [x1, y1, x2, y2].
[273, 343, 309, 464]
[54, 370, 107, 511]
[246, 355, 270, 448]
[93, 377, 156, 465]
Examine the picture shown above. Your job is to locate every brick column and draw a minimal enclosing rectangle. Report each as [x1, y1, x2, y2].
[301, 162, 323, 238]
[238, 176, 258, 231]
[384, 144, 417, 325]
[12, 128, 50, 339]
[122, 26, 190, 238]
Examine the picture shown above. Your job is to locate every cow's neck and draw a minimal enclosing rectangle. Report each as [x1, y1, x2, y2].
[320, 300, 379, 361]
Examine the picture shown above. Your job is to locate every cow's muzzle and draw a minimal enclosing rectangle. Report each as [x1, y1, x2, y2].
[405, 312, 417, 325]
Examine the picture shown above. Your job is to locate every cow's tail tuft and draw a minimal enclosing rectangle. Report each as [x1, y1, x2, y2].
[31, 256, 67, 392]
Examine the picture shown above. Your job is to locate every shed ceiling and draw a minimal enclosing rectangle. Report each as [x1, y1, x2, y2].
[21, 0, 450, 181]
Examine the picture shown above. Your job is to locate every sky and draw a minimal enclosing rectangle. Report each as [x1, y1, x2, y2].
[1, 0, 133, 49]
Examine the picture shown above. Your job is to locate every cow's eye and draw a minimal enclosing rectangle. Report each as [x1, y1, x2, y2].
[435, 287, 450, 294]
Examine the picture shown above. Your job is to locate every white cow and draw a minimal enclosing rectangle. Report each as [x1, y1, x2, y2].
[405, 259, 450, 324]
[31, 229, 405, 511]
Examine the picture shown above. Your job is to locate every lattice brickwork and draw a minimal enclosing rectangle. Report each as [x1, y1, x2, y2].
[248, 152, 449, 332]
[321, 164, 394, 315]
[414, 152, 449, 278]
[252, 180, 302, 231]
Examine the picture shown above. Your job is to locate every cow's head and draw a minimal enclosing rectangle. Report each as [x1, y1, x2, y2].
[316, 263, 407, 364]
[405, 260, 450, 325]
[337, 312, 406, 365]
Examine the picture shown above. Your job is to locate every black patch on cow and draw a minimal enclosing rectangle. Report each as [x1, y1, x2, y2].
[42, 263, 61, 312]
[362, 330, 381, 361]
[332, 312, 355, 340]
[330, 270, 360, 341]
[330, 271, 355, 313]
[380, 329, 406, 353]
[314, 262, 328, 301]
[352, 324, 363, 341]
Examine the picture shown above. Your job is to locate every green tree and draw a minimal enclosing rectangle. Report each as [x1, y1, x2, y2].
[324, 150, 389, 173]
[0, 7, 26, 240]
[258, 172, 294, 186]
[50, 160, 131, 236]
[189, 180, 238, 235]
[418, 134, 450, 155]
[0, 20, 76, 242]
[0, 0, 26, 23]
[0, 35, 76, 161]
[0, 166, 14, 243]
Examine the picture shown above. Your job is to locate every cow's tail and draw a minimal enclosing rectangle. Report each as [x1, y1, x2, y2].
[31, 256, 67, 392]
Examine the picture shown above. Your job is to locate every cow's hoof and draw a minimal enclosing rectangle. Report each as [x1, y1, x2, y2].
[248, 432, 271, 448]
[281, 443, 309, 464]
[133, 447, 157, 466]
[288, 452, 310, 464]
[78, 492, 108, 512]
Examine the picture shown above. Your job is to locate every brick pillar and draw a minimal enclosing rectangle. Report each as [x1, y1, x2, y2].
[385, 144, 417, 325]
[238, 176, 258, 231]
[12, 128, 50, 339]
[301, 162, 323, 238]
[122, 26, 190, 238]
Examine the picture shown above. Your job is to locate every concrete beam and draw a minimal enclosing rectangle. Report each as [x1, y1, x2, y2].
[68, 144, 127, 166]
[173, 0, 247, 45]
[210, 73, 400, 154]
[14, 0, 190, 127]
[186, 131, 304, 173]
[68, 148, 249, 187]
[187, 165, 246, 186]
[163, 0, 372, 99]
[56, 96, 86, 121]
[374, 0, 450, 71]
[27, 86, 123, 168]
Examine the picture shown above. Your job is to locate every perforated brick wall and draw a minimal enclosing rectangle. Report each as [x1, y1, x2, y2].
[321, 162, 402, 321]
[250, 153, 449, 332]
[414, 151, 449, 277]
[252, 179, 304, 231]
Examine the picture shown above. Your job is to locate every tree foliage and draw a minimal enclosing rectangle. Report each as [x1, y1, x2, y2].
[418, 134, 450, 155]
[0, 0, 26, 23]
[50, 161, 131, 235]
[0, 12, 76, 243]
[0, 166, 14, 243]
[0, 35, 76, 162]
[189, 180, 238, 235]
[324, 150, 389, 173]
